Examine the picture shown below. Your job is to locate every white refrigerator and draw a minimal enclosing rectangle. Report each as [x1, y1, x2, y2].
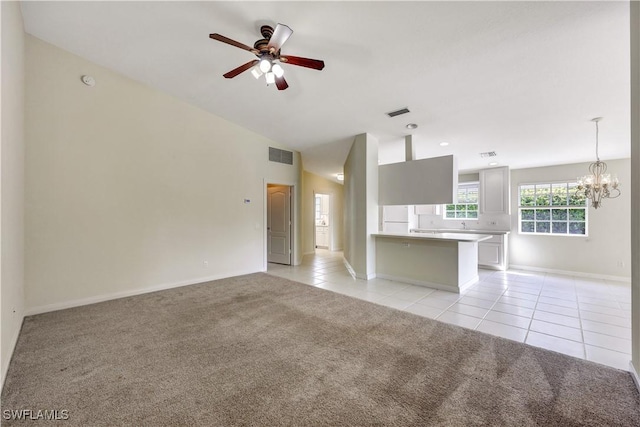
[382, 205, 417, 233]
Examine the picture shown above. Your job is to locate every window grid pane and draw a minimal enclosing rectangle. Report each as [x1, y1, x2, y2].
[444, 183, 479, 220]
[518, 181, 586, 236]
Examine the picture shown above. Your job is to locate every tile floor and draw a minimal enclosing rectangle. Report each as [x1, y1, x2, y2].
[267, 250, 632, 371]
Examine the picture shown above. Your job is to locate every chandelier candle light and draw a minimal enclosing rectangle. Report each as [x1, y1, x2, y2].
[575, 117, 621, 209]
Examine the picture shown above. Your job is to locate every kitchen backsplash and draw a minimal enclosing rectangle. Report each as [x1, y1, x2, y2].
[417, 212, 511, 231]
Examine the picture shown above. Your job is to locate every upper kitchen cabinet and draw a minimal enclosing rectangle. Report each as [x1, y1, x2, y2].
[414, 205, 441, 215]
[479, 166, 510, 215]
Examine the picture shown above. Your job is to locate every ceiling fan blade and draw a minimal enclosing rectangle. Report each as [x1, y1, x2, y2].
[267, 24, 293, 52]
[275, 76, 289, 91]
[210, 34, 257, 54]
[223, 60, 259, 79]
[279, 55, 325, 71]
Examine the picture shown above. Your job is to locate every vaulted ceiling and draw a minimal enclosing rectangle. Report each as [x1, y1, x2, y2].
[21, 1, 630, 181]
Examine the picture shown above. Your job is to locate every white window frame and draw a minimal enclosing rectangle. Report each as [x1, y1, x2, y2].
[443, 182, 479, 220]
[518, 181, 588, 237]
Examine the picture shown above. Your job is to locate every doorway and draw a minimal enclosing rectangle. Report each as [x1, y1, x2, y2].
[267, 184, 292, 265]
[314, 193, 331, 250]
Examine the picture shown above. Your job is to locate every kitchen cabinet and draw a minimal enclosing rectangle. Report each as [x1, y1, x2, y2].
[478, 234, 508, 270]
[316, 226, 328, 248]
[479, 167, 510, 215]
[414, 205, 441, 215]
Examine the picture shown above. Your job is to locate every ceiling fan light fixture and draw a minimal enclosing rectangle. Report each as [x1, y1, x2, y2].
[259, 58, 272, 73]
[272, 63, 284, 78]
[251, 67, 263, 79]
[265, 72, 275, 85]
[210, 23, 324, 91]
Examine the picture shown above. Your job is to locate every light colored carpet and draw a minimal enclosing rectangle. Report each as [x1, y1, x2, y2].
[2, 273, 639, 426]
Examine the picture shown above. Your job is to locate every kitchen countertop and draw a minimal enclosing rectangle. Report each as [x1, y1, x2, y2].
[373, 232, 493, 243]
[412, 229, 510, 235]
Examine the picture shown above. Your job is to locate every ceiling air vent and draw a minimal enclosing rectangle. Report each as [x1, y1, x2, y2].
[269, 147, 294, 165]
[386, 107, 410, 118]
[480, 151, 497, 158]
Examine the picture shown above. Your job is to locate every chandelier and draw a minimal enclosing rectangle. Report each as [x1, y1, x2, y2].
[575, 117, 620, 209]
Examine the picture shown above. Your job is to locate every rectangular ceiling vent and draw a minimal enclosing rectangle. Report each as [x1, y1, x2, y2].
[480, 151, 497, 158]
[269, 147, 294, 165]
[386, 107, 410, 118]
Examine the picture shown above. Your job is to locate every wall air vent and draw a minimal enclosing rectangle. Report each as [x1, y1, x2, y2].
[480, 151, 497, 158]
[386, 107, 410, 118]
[269, 147, 294, 165]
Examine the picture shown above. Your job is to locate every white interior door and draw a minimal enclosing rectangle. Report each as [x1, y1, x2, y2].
[267, 185, 291, 265]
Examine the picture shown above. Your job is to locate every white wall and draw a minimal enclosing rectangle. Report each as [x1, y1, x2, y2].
[1, 1, 26, 386]
[343, 133, 378, 279]
[24, 35, 301, 314]
[301, 171, 343, 254]
[509, 159, 631, 279]
[630, 0, 639, 384]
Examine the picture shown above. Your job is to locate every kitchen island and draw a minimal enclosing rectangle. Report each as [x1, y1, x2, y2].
[372, 232, 492, 293]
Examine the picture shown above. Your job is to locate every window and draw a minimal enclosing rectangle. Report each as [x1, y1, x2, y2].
[518, 182, 587, 235]
[444, 183, 479, 219]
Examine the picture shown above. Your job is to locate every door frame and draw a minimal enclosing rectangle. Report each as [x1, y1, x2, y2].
[264, 180, 296, 270]
[313, 191, 333, 251]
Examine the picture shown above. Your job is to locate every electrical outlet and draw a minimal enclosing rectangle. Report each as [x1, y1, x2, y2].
[403, 242, 410, 248]
[617, 261, 625, 268]
[489, 221, 497, 225]
[203, 261, 209, 268]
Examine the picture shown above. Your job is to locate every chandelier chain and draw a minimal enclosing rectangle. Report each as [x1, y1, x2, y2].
[595, 120, 599, 161]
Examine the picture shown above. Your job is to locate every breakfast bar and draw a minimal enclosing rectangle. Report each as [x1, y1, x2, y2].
[372, 232, 492, 293]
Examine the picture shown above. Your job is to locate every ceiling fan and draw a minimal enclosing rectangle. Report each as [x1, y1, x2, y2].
[210, 24, 325, 91]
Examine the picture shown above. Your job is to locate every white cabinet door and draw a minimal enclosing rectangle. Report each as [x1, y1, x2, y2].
[316, 226, 328, 248]
[383, 205, 409, 222]
[415, 205, 441, 215]
[479, 243, 501, 266]
[480, 167, 510, 214]
[478, 234, 507, 270]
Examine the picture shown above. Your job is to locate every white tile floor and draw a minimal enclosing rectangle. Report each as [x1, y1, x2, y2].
[267, 250, 633, 371]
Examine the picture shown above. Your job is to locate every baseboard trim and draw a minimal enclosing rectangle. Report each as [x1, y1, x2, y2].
[343, 258, 357, 279]
[509, 264, 630, 282]
[375, 274, 461, 294]
[24, 269, 260, 316]
[1, 315, 24, 390]
[459, 275, 480, 293]
[342, 259, 376, 280]
[303, 251, 315, 256]
[630, 361, 640, 393]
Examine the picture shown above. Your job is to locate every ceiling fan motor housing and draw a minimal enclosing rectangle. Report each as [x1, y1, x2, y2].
[260, 25, 274, 39]
[253, 39, 270, 52]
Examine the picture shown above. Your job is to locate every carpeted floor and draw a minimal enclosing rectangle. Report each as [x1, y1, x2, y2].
[2, 273, 639, 426]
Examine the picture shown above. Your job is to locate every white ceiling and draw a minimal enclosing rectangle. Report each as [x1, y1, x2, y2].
[21, 1, 630, 182]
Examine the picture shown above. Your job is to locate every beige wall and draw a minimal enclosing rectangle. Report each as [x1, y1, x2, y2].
[1, 1, 26, 386]
[301, 171, 343, 254]
[343, 133, 378, 279]
[24, 35, 302, 314]
[509, 159, 631, 279]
